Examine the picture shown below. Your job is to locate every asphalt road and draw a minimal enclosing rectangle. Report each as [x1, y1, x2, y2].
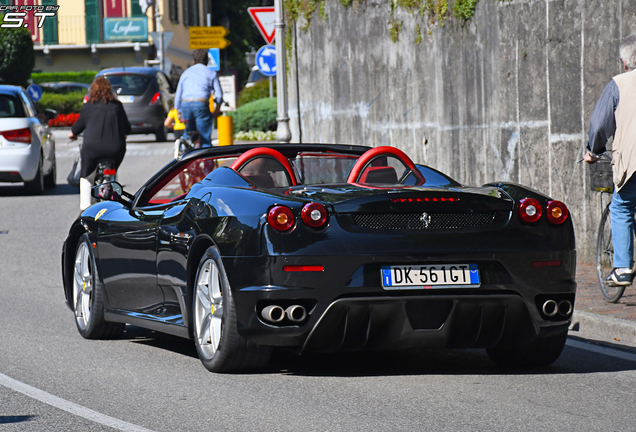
[2, 131, 636, 431]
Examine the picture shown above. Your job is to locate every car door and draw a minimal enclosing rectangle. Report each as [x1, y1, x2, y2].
[96, 205, 166, 313]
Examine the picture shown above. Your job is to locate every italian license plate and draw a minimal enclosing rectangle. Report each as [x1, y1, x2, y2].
[118, 95, 134, 103]
[381, 264, 480, 289]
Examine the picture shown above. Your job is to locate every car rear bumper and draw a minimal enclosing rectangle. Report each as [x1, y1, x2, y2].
[124, 104, 164, 133]
[0, 144, 39, 182]
[228, 250, 576, 352]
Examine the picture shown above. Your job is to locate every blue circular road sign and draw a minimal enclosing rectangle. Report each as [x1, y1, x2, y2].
[27, 84, 43, 102]
[255, 45, 276, 77]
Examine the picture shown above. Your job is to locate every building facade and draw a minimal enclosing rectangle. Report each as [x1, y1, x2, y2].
[0, 0, 211, 74]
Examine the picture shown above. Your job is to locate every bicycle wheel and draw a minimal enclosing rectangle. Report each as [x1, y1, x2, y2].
[596, 204, 626, 303]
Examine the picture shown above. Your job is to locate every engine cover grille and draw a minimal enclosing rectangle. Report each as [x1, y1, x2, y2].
[351, 212, 496, 230]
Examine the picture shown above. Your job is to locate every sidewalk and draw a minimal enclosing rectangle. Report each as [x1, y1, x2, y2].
[572, 262, 636, 346]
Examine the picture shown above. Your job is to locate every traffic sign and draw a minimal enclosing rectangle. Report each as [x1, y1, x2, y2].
[248, 7, 276, 44]
[27, 84, 42, 102]
[189, 38, 231, 50]
[255, 45, 276, 77]
[208, 48, 220, 71]
[189, 26, 229, 39]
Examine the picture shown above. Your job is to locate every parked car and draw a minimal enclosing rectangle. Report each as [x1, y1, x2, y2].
[39, 82, 90, 94]
[244, 65, 268, 88]
[0, 85, 57, 194]
[61, 144, 576, 373]
[94, 67, 175, 141]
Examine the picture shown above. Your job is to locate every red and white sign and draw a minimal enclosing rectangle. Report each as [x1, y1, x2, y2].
[103, 0, 126, 18]
[248, 7, 276, 44]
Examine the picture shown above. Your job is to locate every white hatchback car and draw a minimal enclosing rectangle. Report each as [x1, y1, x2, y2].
[0, 85, 56, 194]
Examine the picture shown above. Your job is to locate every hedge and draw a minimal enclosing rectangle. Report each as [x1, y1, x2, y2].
[227, 98, 277, 132]
[31, 71, 98, 84]
[238, 79, 276, 107]
[35, 92, 84, 115]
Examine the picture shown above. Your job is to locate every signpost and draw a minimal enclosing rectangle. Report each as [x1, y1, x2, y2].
[255, 45, 276, 76]
[256, 45, 276, 99]
[104, 17, 149, 41]
[189, 26, 230, 50]
[208, 48, 220, 71]
[27, 84, 42, 103]
[248, 7, 276, 44]
[149, 31, 173, 73]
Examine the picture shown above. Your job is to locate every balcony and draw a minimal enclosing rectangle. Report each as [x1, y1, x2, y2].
[57, 15, 86, 45]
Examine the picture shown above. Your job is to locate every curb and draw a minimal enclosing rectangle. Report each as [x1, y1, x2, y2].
[571, 310, 636, 344]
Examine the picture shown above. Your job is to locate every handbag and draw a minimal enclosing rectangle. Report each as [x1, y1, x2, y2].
[67, 153, 81, 187]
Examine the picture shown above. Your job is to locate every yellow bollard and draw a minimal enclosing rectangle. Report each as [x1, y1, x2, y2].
[217, 115, 233, 146]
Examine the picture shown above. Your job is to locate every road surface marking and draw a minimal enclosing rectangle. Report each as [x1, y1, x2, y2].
[566, 338, 636, 363]
[0, 372, 156, 432]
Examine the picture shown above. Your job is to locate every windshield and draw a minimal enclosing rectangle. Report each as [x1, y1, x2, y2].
[291, 153, 358, 185]
[104, 74, 152, 96]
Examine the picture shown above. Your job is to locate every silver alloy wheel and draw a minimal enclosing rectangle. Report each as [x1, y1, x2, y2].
[194, 259, 224, 359]
[73, 242, 93, 330]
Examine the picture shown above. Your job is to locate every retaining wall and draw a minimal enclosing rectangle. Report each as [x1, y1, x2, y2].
[287, 0, 636, 262]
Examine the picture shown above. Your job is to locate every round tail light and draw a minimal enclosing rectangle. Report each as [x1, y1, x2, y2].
[518, 198, 542, 223]
[301, 203, 328, 228]
[546, 200, 568, 224]
[268, 205, 295, 232]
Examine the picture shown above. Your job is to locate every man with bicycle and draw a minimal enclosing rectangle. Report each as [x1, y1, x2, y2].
[174, 49, 223, 148]
[585, 34, 636, 286]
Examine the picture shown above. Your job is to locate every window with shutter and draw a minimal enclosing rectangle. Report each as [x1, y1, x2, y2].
[85, 0, 100, 44]
[169, 0, 178, 24]
[42, 0, 58, 44]
[131, 0, 143, 17]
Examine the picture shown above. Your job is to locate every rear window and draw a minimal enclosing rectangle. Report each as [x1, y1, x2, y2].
[0, 95, 24, 118]
[104, 74, 152, 95]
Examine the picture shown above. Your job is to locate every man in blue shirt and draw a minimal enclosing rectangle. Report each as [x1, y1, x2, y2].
[175, 49, 223, 148]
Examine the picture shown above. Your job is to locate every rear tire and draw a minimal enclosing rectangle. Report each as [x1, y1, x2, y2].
[72, 234, 125, 339]
[597, 204, 626, 303]
[155, 126, 168, 142]
[192, 246, 271, 373]
[486, 330, 568, 367]
[24, 155, 44, 195]
[44, 156, 57, 189]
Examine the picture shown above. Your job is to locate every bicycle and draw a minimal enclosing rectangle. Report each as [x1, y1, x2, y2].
[591, 152, 634, 302]
[173, 120, 200, 159]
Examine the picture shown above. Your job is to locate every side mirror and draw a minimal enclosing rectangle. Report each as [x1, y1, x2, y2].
[91, 181, 124, 201]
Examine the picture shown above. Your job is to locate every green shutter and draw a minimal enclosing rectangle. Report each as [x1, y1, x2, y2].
[85, 0, 100, 44]
[0, 0, 11, 5]
[182, 0, 189, 27]
[42, 0, 58, 44]
[131, 0, 143, 17]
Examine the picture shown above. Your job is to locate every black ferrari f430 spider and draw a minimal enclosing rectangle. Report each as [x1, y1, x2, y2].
[62, 143, 576, 372]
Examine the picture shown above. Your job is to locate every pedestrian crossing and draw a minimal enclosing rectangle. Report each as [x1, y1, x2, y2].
[56, 146, 174, 159]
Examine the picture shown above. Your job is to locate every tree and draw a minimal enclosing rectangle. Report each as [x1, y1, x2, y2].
[0, 26, 35, 88]
[212, 0, 268, 85]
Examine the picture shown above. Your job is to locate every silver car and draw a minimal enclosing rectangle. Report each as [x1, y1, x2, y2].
[0, 85, 56, 194]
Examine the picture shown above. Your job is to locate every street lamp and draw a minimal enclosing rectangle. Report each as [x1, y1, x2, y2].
[245, 48, 256, 68]
[274, 0, 291, 142]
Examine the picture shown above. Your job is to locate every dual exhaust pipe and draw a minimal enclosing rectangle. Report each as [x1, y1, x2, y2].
[542, 299, 573, 318]
[261, 305, 307, 324]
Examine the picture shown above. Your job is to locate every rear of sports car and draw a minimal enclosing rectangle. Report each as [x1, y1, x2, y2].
[230, 184, 575, 366]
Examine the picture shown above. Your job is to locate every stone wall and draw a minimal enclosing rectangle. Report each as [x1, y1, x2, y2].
[287, 0, 636, 262]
